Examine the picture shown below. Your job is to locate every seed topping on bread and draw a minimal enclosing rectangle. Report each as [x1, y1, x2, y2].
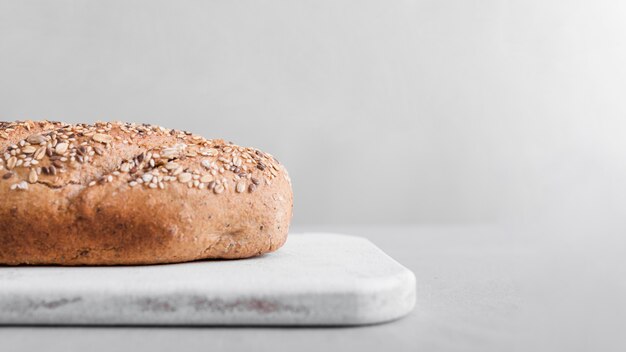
[0, 120, 290, 193]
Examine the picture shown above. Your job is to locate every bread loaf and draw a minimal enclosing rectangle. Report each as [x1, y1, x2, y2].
[0, 120, 292, 265]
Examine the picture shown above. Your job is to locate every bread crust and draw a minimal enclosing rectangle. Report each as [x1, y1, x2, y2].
[0, 121, 292, 265]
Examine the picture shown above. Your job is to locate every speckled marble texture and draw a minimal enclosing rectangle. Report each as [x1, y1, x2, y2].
[0, 233, 416, 326]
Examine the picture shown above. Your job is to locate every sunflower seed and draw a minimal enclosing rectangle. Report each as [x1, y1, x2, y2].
[6, 156, 17, 169]
[21, 145, 36, 154]
[28, 168, 38, 183]
[26, 134, 46, 144]
[161, 147, 181, 159]
[165, 162, 179, 170]
[55, 142, 68, 154]
[93, 133, 113, 144]
[34, 147, 46, 160]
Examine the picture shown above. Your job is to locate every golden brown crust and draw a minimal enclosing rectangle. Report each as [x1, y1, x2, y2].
[0, 120, 292, 265]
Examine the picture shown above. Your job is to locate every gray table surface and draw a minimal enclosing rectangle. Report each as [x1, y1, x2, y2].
[1, 225, 624, 351]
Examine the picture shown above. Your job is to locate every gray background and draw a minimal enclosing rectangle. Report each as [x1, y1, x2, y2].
[1, 1, 625, 350]
[2, 0, 625, 229]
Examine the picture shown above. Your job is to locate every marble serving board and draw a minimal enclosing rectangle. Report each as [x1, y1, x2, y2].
[0, 233, 416, 326]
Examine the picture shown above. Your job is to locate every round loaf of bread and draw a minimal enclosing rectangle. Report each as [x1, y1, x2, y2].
[0, 120, 292, 265]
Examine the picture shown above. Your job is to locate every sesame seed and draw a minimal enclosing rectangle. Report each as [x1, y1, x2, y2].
[213, 184, 225, 194]
[12, 181, 28, 191]
[142, 174, 153, 183]
[178, 172, 192, 183]
[2, 172, 13, 179]
[200, 174, 213, 183]
[236, 180, 246, 193]
[248, 183, 257, 193]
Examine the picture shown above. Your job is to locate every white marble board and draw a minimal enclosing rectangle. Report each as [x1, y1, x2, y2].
[0, 233, 416, 326]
